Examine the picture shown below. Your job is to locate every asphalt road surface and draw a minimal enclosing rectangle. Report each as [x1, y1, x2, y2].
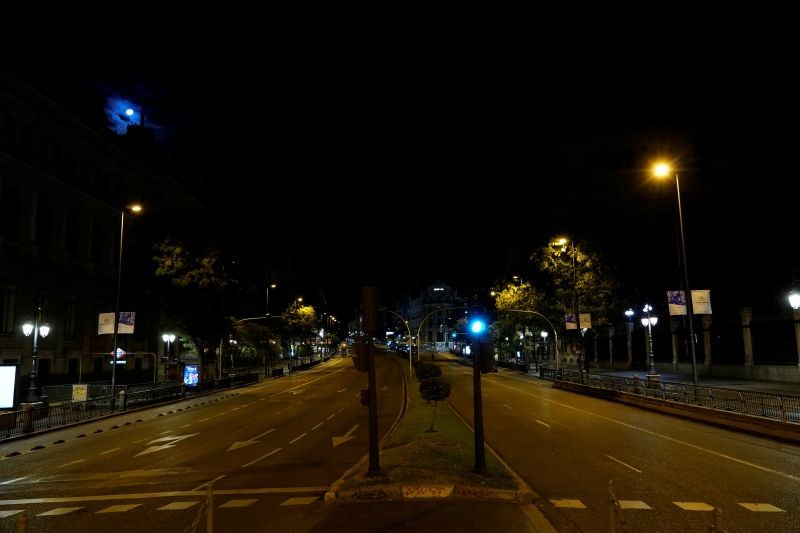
[439, 355, 799, 533]
[0, 354, 405, 532]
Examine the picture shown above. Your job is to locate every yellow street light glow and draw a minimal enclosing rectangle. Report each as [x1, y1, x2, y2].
[128, 204, 143, 213]
[652, 162, 671, 178]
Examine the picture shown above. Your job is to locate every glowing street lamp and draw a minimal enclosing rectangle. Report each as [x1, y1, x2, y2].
[111, 203, 142, 409]
[653, 162, 698, 385]
[162, 333, 176, 360]
[640, 304, 659, 381]
[788, 291, 800, 367]
[22, 306, 50, 403]
[267, 283, 277, 315]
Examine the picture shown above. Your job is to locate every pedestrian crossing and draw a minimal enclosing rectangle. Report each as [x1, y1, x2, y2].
[0, 496, 320, 519]
[548, 498, 785, 513]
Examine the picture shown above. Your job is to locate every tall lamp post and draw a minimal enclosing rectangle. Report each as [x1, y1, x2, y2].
[22, 306, 50, 403]
[653, 162, 698, 385]
[788, 291, 800, 367]
[553, 237, 582, 373]
[111, 204, 142, 410]
[267, 283, 277, 315]
[641, 304, 659, 382]
[162, 333, 175, 360]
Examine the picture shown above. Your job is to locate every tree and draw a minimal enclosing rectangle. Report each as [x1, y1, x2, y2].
[492, 282, 544, 359]
[535, 238, 618, 328]
[152, 240, 235, 380]
[419, 376, 451, 432]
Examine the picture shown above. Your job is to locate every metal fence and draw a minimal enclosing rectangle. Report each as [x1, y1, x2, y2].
[540, 368, 800, 424]
[1, 374, 260, 441]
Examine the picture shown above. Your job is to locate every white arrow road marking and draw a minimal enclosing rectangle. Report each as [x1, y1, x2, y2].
[136, 434, 198, 457]
[227, 429, 276, 452]
[332, 425, 359, 447]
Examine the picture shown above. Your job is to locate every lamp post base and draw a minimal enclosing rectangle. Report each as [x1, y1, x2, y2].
[646, 372, 660, 384]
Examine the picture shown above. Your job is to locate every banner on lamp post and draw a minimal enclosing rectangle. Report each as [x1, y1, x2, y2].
[98, 312, 136, 334]
[667, 290, 712, 315]
[565, 313, 592, 330]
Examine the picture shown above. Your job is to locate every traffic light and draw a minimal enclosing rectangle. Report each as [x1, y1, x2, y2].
[467, 302, 489, 339]
[467, 302, 493, 373]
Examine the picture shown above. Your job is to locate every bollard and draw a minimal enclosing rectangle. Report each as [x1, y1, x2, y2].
[21, 404, 34, 433]
[708, 507, 725, 532]
[17, 510, 28, 532]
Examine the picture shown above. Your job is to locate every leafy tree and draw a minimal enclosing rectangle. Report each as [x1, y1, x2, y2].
[282, 303, 317, 339]
[152, 240, 235, 380]
[534, 238, 618, 328]
[492, 282, 544, 358]
[415, 362, 442, 382]
[419, 376, 451, 432]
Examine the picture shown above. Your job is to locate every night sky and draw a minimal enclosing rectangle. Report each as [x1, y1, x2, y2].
[4, 41, 798, 321]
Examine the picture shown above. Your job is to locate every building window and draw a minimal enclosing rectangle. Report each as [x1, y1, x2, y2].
[0, 284, 16, 334]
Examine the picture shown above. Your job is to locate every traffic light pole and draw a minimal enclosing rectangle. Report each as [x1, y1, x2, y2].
[473, 341, 487, 474]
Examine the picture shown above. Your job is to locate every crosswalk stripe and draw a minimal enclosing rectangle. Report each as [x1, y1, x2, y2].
[738, 503, 785, 512]
[219, 499, 258, 508]
[97, 504, 141, 513]
[550, 499, 586, 508]
[673, 502, 714, 511]
[158, 502, 200, 511]
[619, 500, 652, 510]
[38, 507, 83, 516]
[280, 496, 319, 506]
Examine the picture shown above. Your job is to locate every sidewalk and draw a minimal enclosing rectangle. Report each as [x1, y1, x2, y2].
[594, 369, 800, 396]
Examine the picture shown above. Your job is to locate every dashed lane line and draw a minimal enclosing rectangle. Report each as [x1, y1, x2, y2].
[219, 499, 258, 508]
[97, 504, 141, 513]
[38, 507, 82, 516]
[158, 502, 199, 510]
[606, 454, 642, 474]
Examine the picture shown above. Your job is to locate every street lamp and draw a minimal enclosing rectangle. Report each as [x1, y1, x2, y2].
[229, 338, 238, 374]
[553, 237, 583, 373]
[640, 304, 659, 382]
[22, 306, 50, 403]
[267, 283, 277, 315]
[111, 203, 142, 409]
[653, 162, 698, 385]
[787, 291, 800, 367]
[540, 330, 548, 363]
[512, 275, 522, 286]
[162, 333, 175, 360]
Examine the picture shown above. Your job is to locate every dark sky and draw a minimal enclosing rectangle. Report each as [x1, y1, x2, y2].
[5, 42, 798, 321]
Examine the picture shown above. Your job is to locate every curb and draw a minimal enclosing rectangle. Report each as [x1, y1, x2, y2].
[325, 483, 530, 504]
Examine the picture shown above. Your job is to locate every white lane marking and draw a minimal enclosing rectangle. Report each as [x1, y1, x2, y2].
[159, 502, 199, 510]
[100, 448, 121, 455]
[337, 408, 344, 413]
[271, 367, 347, 397]
[606, 454, 642, 474]
[327, 414, 335, 420]
[0, 510, 23, 518]
[241, 448, 282, 468]
[673, 502, 715, 511]
[97, 504, 141, 513]
[502, 403, 513, 410]
[179, 424, 192, 429]
[227, 429, 276, 451]
[38, 507, 82, 516]
[311, 422, 323, 431]
[219, 499, 258, 508]
[535, 420, 550, 428]
[619, 500, 651, 510]
[157, 430, 171, 435]
[137, 433, 199, 457]
[289, 433, 307, 444]
[332, 425, 359, 447]
[0, 486, 326, 505]
[486, 377, 800, 482]
[58, 459, 85, 469]
[738, 503, 785, 512]
[0, 477, 27, 485]
[191, 475, 225, 493]
[280, 496, 319, 505]
[199, 417, 211, 422]
[550, 499, 585, 508]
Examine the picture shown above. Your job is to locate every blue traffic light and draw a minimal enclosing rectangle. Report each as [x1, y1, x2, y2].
[469, 319, 487, 334]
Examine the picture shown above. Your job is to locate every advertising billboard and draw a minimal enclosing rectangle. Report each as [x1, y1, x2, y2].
[183, 364, 199, 387]
[0, 365, 19, 408]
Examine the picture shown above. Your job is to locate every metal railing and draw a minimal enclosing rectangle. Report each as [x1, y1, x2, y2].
[540, 368, 800, 425]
